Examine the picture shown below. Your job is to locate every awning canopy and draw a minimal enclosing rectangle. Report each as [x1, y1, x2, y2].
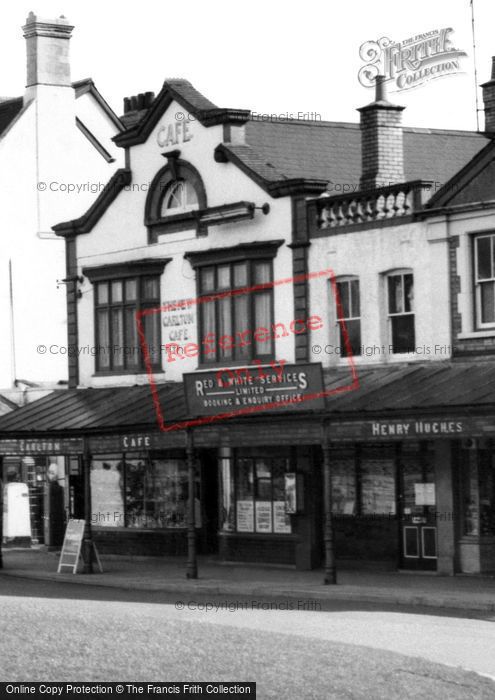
[0, 362, 493, 436]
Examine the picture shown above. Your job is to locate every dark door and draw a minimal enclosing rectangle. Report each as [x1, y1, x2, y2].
[399, 445, 437, 571]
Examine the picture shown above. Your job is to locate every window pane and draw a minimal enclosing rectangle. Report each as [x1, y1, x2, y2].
[254, 292, 272, 355]
[184, 181, 199, 208]
[218, 297, 233, 360]
[147, 459, 189, 528]
[125, 307, 139, 368]
[111, 281, 123, 303]
[124, 457, 147, 527]
[143, 312, 161, 367]
[97, 309, 110, 369]
[220, 457, 235, 532]
[404, 274, 414, 313]
[90, 457, 124, 526]
[234, 295, 250, 360]
[112, 308, 124, 368]
[233, 262, 248, 288]
[350, 279, 360, 318]
[336, 281, 350, 319]
[142, 276, 159, 300]
[217, 265, 231, 289]
[339, 319, 361, 357]
[97, 283, 108, 305]
[481, 282, 495, 324]
[360, 452, 396, 515]
[477, 237, 492, 280]
[237, 459, 254, 499]
[201, 267, 215, 293]
[202, 300, 216, 361]
[125, 279, 137, 302]
[391, 315, 415, 353]
[388, 275, 403, 314]
[253, 261, 271, 285]
[331, 455, 356, 514]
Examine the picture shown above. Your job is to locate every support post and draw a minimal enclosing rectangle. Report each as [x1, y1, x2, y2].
[322, 430, 337, 584]
[0, 477, 3, 569]
[186, 429, 198, 579]
[82, 441, 93, 574]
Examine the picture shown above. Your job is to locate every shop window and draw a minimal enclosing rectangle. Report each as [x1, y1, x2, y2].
[474, 234, 495, 328]
[161, 179, 199, 216]
[360, 447, 396, 515]
[335, 277, 361, 357]
[94, 275, 161, 372]
[387, 271, 415, 353]
[90, 454, 199, 529]
[198, 260, 274, 364]
[220, 449, 292, 534]
[331, 453, 357, 514]
[461, 446, 495, 537]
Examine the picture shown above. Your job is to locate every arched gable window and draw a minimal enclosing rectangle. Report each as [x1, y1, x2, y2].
[145, 155, 207, 240]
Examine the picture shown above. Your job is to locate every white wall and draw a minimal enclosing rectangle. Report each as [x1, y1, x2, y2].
[76, 101, 294, 387]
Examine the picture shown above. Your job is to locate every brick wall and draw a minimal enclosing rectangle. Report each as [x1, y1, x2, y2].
[359, 108, 405, 190]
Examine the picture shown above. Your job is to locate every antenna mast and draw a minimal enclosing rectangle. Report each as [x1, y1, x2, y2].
[471, 0, 481, 131]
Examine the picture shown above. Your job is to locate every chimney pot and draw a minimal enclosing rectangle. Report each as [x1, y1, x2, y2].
[375, 75, 386, 102]
[22, 13, 74, 89]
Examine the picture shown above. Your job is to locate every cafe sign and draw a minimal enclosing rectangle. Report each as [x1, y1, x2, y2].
[184, 362, 325, 417]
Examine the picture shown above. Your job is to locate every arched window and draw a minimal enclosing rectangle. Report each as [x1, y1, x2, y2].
[161, 179, 199, 216]
[145, 156, 207, 240]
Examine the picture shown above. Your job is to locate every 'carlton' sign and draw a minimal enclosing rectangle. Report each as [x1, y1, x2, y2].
[184, 362, 325, 417]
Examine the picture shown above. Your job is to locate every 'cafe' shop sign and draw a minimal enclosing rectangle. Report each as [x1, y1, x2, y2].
[156, 119, 193, 147]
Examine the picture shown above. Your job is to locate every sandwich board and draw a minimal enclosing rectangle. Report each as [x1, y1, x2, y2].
[57, 519, 103, 574]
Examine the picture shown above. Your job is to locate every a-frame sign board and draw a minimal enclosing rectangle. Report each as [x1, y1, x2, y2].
[57, 519, 103, 574]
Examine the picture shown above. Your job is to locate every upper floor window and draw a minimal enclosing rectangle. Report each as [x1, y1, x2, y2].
[474, 234, 495, 327]
[335, 277, 361, 357]
[84, 259, 170, 374]
[198, 259, 273, 364]
[387, 271, 414, 353]
[95, 276, 161, 372]
[161, 179, 199, 217]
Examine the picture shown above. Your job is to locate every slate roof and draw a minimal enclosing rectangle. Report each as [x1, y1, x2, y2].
[114, 80, 490, 192]
[0, 362, 493, 435]
[0, 97, 23, 138]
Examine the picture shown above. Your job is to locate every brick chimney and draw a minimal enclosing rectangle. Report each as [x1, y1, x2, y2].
[481, 57, 495, 132]
[357, 76, 405, 191]
[22, 12, 74, 93]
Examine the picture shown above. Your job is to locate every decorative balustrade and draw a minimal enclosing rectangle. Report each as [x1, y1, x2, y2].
[313, 180, 434, 231]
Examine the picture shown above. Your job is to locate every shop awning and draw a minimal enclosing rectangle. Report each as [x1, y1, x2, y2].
[0, 362, 494, 437]
[323, 361, 495, 413]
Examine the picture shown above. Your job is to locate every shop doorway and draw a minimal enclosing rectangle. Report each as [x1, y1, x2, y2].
[398, 446, 437, 571]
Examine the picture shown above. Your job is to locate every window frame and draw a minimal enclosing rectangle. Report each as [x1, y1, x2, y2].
[335, 276, 361, 357]
[197, 258, 275, 366]
[473, 233, 495, 330]
[386, 269, 415, 354]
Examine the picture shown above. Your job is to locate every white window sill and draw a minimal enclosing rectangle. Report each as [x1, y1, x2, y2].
[458, 330, 495, 339]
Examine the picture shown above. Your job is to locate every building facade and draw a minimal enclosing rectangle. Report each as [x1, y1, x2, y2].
[1, 68, 495, 573]
[0, 13, 123, 545]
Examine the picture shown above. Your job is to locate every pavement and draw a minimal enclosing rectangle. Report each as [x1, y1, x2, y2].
[2, 547, 495, 612]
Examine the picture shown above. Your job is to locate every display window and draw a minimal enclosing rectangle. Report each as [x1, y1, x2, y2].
[219, 448, 293, 535]
[90, 452, 199, 529]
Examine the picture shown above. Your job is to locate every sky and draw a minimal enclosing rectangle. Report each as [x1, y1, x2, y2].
[1, 0, 495, 131]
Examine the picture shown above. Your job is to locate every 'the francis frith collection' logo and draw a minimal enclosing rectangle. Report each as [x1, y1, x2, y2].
[358, 28, 467, 92]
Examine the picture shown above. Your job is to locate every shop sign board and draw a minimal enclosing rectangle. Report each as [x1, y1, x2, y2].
[184, 363, 325, 418]
[0, 438, 84, 455]
[330, 417, 485, 440]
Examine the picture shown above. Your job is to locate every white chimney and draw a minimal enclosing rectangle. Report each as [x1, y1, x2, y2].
[23, 12, 74, 100]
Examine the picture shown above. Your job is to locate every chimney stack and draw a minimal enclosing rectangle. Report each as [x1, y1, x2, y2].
[357, 76, 405, 191]
[481, 57, 495, 132]
[22, 12, 74, 90]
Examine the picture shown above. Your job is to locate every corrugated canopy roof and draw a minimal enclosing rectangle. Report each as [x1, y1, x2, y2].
[0, 363, 493, 435]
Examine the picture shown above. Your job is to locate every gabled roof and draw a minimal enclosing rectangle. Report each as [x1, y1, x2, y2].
[114, 78, 489, 197]
[114, 79, 250, 147]
[424, 138, 495, 211]
[0, 97, 24, 138]
[72, 78, 124, 130]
